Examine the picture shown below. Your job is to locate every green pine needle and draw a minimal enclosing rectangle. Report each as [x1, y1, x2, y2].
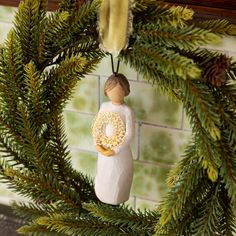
[0, 0, 235, 235]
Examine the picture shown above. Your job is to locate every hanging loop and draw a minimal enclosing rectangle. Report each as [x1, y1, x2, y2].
[110, 54, 120, 75]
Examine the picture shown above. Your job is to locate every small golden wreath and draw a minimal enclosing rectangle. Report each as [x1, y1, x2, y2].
[92, 111, 126, 149]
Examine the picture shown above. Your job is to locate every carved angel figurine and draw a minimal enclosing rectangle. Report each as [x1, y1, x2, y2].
[92, 73, 135, 205]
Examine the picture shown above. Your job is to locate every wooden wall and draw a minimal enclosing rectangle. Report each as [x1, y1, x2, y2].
[0, 0, 235, 23]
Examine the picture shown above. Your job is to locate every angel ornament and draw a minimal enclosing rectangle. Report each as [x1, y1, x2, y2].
[92, 73, 135, 205]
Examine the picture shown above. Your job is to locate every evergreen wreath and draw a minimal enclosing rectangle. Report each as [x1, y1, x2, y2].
[0, 0, 236, 235]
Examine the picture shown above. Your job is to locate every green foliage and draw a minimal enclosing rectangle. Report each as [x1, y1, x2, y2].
[0, 0, 102, 234]
[121, 1, 236, 234]
[0, 0, 236, 235]
[196, 19, 236, 36]
[133, 1, 194, 28]
[15, 202, 158, 236]
[136, 23, 220, 50]
[155, 144, 236, 236]
[83, 202, 159, 235]
[59, 0, 78, 12]
[157, 144, 211, 227]
[13, 0, 42, 64]
[131, 40, 202, 80]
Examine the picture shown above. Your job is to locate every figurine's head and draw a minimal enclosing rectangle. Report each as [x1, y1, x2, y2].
[104, 73, 130, 104]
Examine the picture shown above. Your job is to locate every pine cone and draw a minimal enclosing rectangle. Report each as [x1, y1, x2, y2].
[202, 55, 231, 87]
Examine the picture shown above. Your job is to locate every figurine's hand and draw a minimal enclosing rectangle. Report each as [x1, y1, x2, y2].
[96, 145, 115, 157]
[96, 145, 105, 153]
[103, 149, 115, 157]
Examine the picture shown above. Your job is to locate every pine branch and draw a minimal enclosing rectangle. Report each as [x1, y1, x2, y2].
[131, 41, 201, 79]
[0, 31, 25, 113]
[83, 202, 159, 235]
[218, 134, 236, 205]
[176, 47, 222, 67]
[16, 200, 158, 235]
[59, 0, 80, 12]
[51, 0, 100, 55]
[210, 87, 236, 206]
[12, 201, 58, 221]
[218, 183, 236, 236]
[0, 0, 235, 236]
[58, 0, 90, 18]
[184, 80, 221, 141]
[12, 200, 84, 223]
[184, 101, 220, 182]
[38, 0, 47, 12]
[195, 19, 236, 36]
[230, 61, 236, 75]
[37, 5, 100, 69]
[24, 61, 46, 128]
[0, 132, 33, 169]
[18, 222, 64, 236]
[0, 34, 44, 169]
[52, 38, 104, 66]
[216, 99, 236, 146]
[41, 54, 88, 116]
[121, 47, 187, 102]
[0, 159, 81, 207]
[155, 142, 234, 236]
[135, 23, 220, 50]
[16, 103, 47, 167]
[41, 11, 70, 60]
[217, 84, 236, 108]
[181, 81, 223, 184]
[134, 1, 194, 28]
[157, 184, 216, 236]
[20, 213, 123, 236]
[46, 114, 97, 202]
[191, 180, 224, 235]
[157, 144, 205, 227]
[13, 0, 46, 65]
[0, 109, 41, 171]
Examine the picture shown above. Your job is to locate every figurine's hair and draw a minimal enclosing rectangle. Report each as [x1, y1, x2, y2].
[104, 73, 130, 96]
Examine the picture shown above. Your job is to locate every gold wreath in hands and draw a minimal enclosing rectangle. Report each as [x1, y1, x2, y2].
[92, 112, 126, 149]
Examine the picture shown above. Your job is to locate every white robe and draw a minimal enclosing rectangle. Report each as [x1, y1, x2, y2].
[94, 101, 135, 205]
